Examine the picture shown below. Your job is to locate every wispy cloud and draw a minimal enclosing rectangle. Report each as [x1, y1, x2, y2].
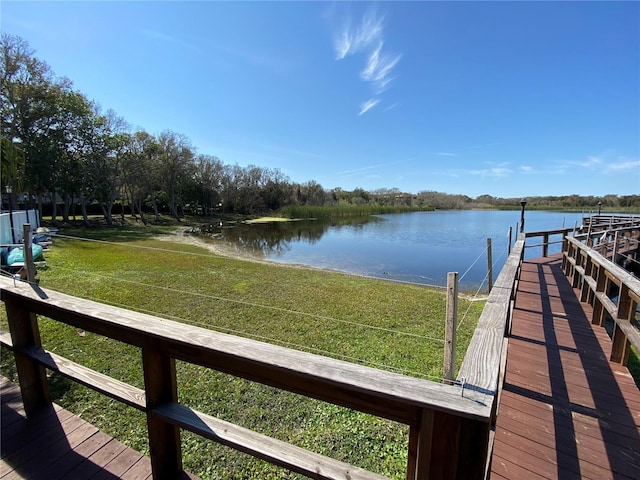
[217, 45, 292, 75]
[605, 157, 640, 172]
[433, 165, 514, 180]
[358, 98, 380, 116]
[435, 152, 458, 157]
[563, 154, 639, 174]
[361, 42, 402, 94]
[333, 9, 384, 60]
[337, 159, 406, 178]
[330, 6, 401, 115]
[469, 167, 513, 179]
[139, 29, 202, 53]
[579, 156, 602, 169]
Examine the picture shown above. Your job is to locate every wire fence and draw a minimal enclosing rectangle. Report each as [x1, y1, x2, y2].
[2, 228, 515, 382]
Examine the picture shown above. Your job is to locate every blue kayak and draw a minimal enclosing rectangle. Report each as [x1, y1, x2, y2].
[6, 244, 43, 265]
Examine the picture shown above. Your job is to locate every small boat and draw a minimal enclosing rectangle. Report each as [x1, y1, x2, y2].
[6, 244, 44, 266]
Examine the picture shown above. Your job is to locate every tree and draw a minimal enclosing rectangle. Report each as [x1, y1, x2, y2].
[192, 154, 225, 215]
[120, 130, 162, 224]
[158, 131, 194, 220]
[1, 33, 76, 218]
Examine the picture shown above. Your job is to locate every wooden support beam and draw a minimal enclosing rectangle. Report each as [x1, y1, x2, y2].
[592, 266, 608, 326]
[407, 409, 488, 480]
[3, 296, 50, 414]
[542, 232, 549, 258]
[406, 409, 434, 480]
[611, 284, 633, 365]
[22, 224, 36, 283]
[580, 256, 593, 303]
[487, 238, 493, 293]
[143, 343, 182, 480]
[443, 272, 458, 383]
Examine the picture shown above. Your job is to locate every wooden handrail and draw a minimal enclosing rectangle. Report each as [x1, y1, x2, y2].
[1, 275, 493, 480]
[524, 228, 572, 258]
[458, 236, 524, 400]
[562, 236, 640, 365]
[3, 220, 636, 479]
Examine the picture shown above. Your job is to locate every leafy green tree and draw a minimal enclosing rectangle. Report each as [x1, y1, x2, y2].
[1, 33, 75, 217]
[158, 130, 194, 220]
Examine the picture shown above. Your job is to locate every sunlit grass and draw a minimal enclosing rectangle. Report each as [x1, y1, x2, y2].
[0, 225, 484, 479]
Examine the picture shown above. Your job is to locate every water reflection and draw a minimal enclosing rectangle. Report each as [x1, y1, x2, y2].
[187, 216, 383, 259]
[186, 211, 584, 289]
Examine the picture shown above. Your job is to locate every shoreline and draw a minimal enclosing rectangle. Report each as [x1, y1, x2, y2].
[152, 227, 486, 298]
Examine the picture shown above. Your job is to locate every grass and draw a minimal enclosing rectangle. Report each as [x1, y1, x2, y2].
[279, 204, 431, 220]
[0, 223, 484, 479]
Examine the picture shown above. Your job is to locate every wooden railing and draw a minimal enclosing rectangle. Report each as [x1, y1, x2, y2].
[524, 228, 572, 258]
[581, 214, 640, 233]
[456, 235, 526, 478]
[0, 234, 527, 480]
[562, 236, 640, 365]
[3, 222, 637, 479]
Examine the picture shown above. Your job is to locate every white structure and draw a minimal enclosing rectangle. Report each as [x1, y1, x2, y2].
[0, 210, 40, 245]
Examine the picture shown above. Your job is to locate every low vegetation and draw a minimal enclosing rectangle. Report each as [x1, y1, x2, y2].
[0, 223, 484, 479]
[280, 204, 431, 220]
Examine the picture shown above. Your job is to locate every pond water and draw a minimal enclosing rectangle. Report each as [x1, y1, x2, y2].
[190, 210, 586, 290]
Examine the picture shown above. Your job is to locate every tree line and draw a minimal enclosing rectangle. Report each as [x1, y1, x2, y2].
[2, 34, 637, 227]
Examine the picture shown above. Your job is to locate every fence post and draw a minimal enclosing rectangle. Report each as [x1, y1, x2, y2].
[592, 266, 608, 326]
[612, 231, 619, 263]
[143, 344, 182, 479]
[611, 284, 633, 365]
[444, 272, 458, 383]
[407, 408, 488, 480]
[4, 295, 51, 414]
[542, 233, 549, 257]
[508, 226, 512, 255]
[23, 224, 36, 283]
[486, 238, 493, 293]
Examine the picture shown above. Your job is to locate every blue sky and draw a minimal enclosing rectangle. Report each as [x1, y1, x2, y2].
[2, 1, 639, 198]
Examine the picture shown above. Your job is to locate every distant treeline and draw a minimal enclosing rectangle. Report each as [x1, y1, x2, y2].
[417, 192, 640, 211]
[2, 34, 638, 227]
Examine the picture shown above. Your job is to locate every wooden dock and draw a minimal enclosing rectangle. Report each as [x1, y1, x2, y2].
[0, 376, 198, 480]
[490, 255, 640, 480]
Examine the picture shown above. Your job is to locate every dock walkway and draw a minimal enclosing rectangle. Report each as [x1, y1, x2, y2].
[0, 376, 197, 479]
[490, 255, 640, 479]
[1, 253, 639, 479]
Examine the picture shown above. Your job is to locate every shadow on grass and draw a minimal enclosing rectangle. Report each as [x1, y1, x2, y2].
[47, 217, 188, 244]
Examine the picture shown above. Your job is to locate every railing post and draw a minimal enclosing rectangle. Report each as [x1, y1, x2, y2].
[592, 266, 608, 326]
[4, 295, 50, 414]
[508, 226, 512, 255]
[486, 238, 493, 293]
[444, 272, 458, 383]
[562, 238, 572, 274]
[612, 231, 619, 263]
[542, 232, 549, 258]
[23, 224, 36, 283]
[580, 256, 593, 303]
[143, 343, 182, 480]
[571, 250, 582, 288]
[407, 409, 488, 480]
[611, 284, 633, 365]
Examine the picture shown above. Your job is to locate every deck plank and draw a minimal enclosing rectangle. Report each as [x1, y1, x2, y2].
[490, 255, 640, 480]
[0, 376, 196, 480]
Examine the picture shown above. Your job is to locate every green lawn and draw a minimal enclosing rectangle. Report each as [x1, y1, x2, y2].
[0, 224, 484, 479]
